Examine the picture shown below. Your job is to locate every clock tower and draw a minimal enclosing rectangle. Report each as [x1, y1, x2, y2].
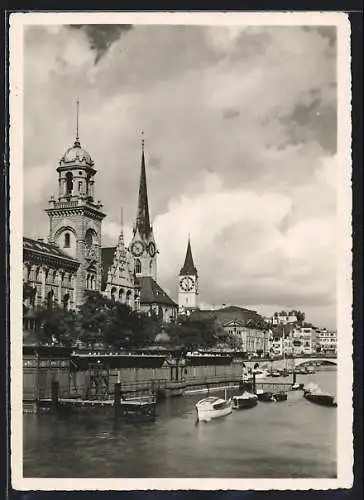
[129, 134, 158, 279]
[178, 237, 199, 314]
[45, 102, 106, 306]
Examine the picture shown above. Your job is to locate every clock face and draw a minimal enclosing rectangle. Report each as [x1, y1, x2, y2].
[180, 276, 194, 292]
[131, 240, 144, 257]
[148, 242, 156, 257]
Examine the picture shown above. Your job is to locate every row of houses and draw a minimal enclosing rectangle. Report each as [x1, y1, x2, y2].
[269, 325, 337, 357]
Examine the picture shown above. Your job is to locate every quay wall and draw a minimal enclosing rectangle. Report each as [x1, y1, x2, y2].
[23, 350, 337, 404]
[69, 363, 243, 398]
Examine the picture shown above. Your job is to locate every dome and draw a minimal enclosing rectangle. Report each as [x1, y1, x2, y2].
[154, 332, 171, 344]
[60, 139, 94, 167]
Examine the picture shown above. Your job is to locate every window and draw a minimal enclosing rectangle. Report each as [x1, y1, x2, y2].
[85, 229, 94, 248]
[78, 181, 82, 192]
[65, 172, 73, 195]
[64, 233, 70, 248]
[135, 259, 141, 274]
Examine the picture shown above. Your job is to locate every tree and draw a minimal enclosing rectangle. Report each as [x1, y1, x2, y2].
[103, 304, 159, 349]
[295, 310, 305, 325]
[165, 316, 221, 351]
[77, 291, 114, 341]
[35, 302, 80, 345]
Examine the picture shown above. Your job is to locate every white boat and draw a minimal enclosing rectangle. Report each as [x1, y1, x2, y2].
[195, 394, 233, 422]
[252, 368, 269, 379]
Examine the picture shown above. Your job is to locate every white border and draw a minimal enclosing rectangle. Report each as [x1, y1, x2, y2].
[10, 11, 353, 491]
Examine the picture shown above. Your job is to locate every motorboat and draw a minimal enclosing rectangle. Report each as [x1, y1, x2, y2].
[256, 389, 276, 402]
[292, 382, 305, 391]
[195, 394, 233, 422]
[273, 391, 288, 402]
[305, 365, 316, 374]
[251, 368, 269, 379]
[303, 382, 337, 407]
[232, 391, 258, 410]
[270, 370, 281, 378]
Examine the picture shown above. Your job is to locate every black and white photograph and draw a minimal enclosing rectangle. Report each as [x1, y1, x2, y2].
[9, 11, 352, 491]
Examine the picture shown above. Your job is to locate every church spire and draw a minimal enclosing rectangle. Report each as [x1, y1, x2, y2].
[180, 236, 198, 276]
[135, 131, 151, 238]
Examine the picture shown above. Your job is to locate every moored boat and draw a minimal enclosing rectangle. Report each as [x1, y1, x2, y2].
[303, 382, 337, 407]
[256, 389, 276, 402]
[273, 391, 288, 402]
[195, 395, 233, 422]
[252, 368, 269, 379]
[232, 392, 258, 410]
[292, 382, 305, 390]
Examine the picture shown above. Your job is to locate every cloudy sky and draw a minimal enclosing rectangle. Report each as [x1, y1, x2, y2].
[23, 22, 338, 328]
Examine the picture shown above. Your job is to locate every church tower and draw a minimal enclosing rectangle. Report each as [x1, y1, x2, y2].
[178, 237, 199, 314]
[129, 134, 158, 280]
[45, 101, 106, 306]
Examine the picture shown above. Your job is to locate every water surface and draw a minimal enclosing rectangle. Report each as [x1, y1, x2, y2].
[23, 369, 336, 478]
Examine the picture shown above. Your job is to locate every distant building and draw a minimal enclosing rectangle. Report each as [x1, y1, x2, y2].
[271, 312, 298, 326]
[316, 329, 337, 354]
[222, 319, 270, 356]
[291, 326, 315, 356]
[269, 324, 295, 357]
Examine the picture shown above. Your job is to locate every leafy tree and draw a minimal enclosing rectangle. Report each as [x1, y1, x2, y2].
[165, 316, 221, 351]
[103, 304, 159, 348]
[35, 302, 80, 345]
[295, 310, 305, 325]
[77, 291, 114, 341]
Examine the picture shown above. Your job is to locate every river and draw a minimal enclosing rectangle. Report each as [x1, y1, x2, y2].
[23, 368, 336, 478]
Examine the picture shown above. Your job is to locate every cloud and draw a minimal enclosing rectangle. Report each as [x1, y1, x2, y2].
[22, 24, 338, 328]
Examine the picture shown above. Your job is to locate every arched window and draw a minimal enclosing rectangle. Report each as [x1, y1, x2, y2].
[85, 229, 95, 248]
[135, 259, 141, 274]
[111, 287, 117, 301]
[47, 289, 54, 308]
[64, 232, 70, 248]
[65, 172, 73, 195]
[149, 260, 153, 273]
[63, 293, 70, 310]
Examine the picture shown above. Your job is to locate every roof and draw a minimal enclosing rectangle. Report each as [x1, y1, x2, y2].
[222, 319, 245, 328]
[23, 237, 79, 266]
[190, 306, 261, 325]
[101, 247, 116, 290]
[180, 238, 197, 276]
[137, 277, 177, 307]
[59, 139, 94, 167]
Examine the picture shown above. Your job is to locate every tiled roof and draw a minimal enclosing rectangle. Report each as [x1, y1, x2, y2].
[101, 247, 116, 291]
[137, 276, 177, 307]
[191, 306, 261, 325]
[23, 237, 79, 264]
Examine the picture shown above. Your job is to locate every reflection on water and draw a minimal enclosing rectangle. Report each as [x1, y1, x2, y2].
[23, 369, 336, 478]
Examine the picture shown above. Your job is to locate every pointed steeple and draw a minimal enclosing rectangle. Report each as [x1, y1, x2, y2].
[135, 131, 151, 238]
[180, 236, 198, 276]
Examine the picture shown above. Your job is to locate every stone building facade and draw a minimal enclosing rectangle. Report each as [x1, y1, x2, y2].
[23, 121, 177, 323]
